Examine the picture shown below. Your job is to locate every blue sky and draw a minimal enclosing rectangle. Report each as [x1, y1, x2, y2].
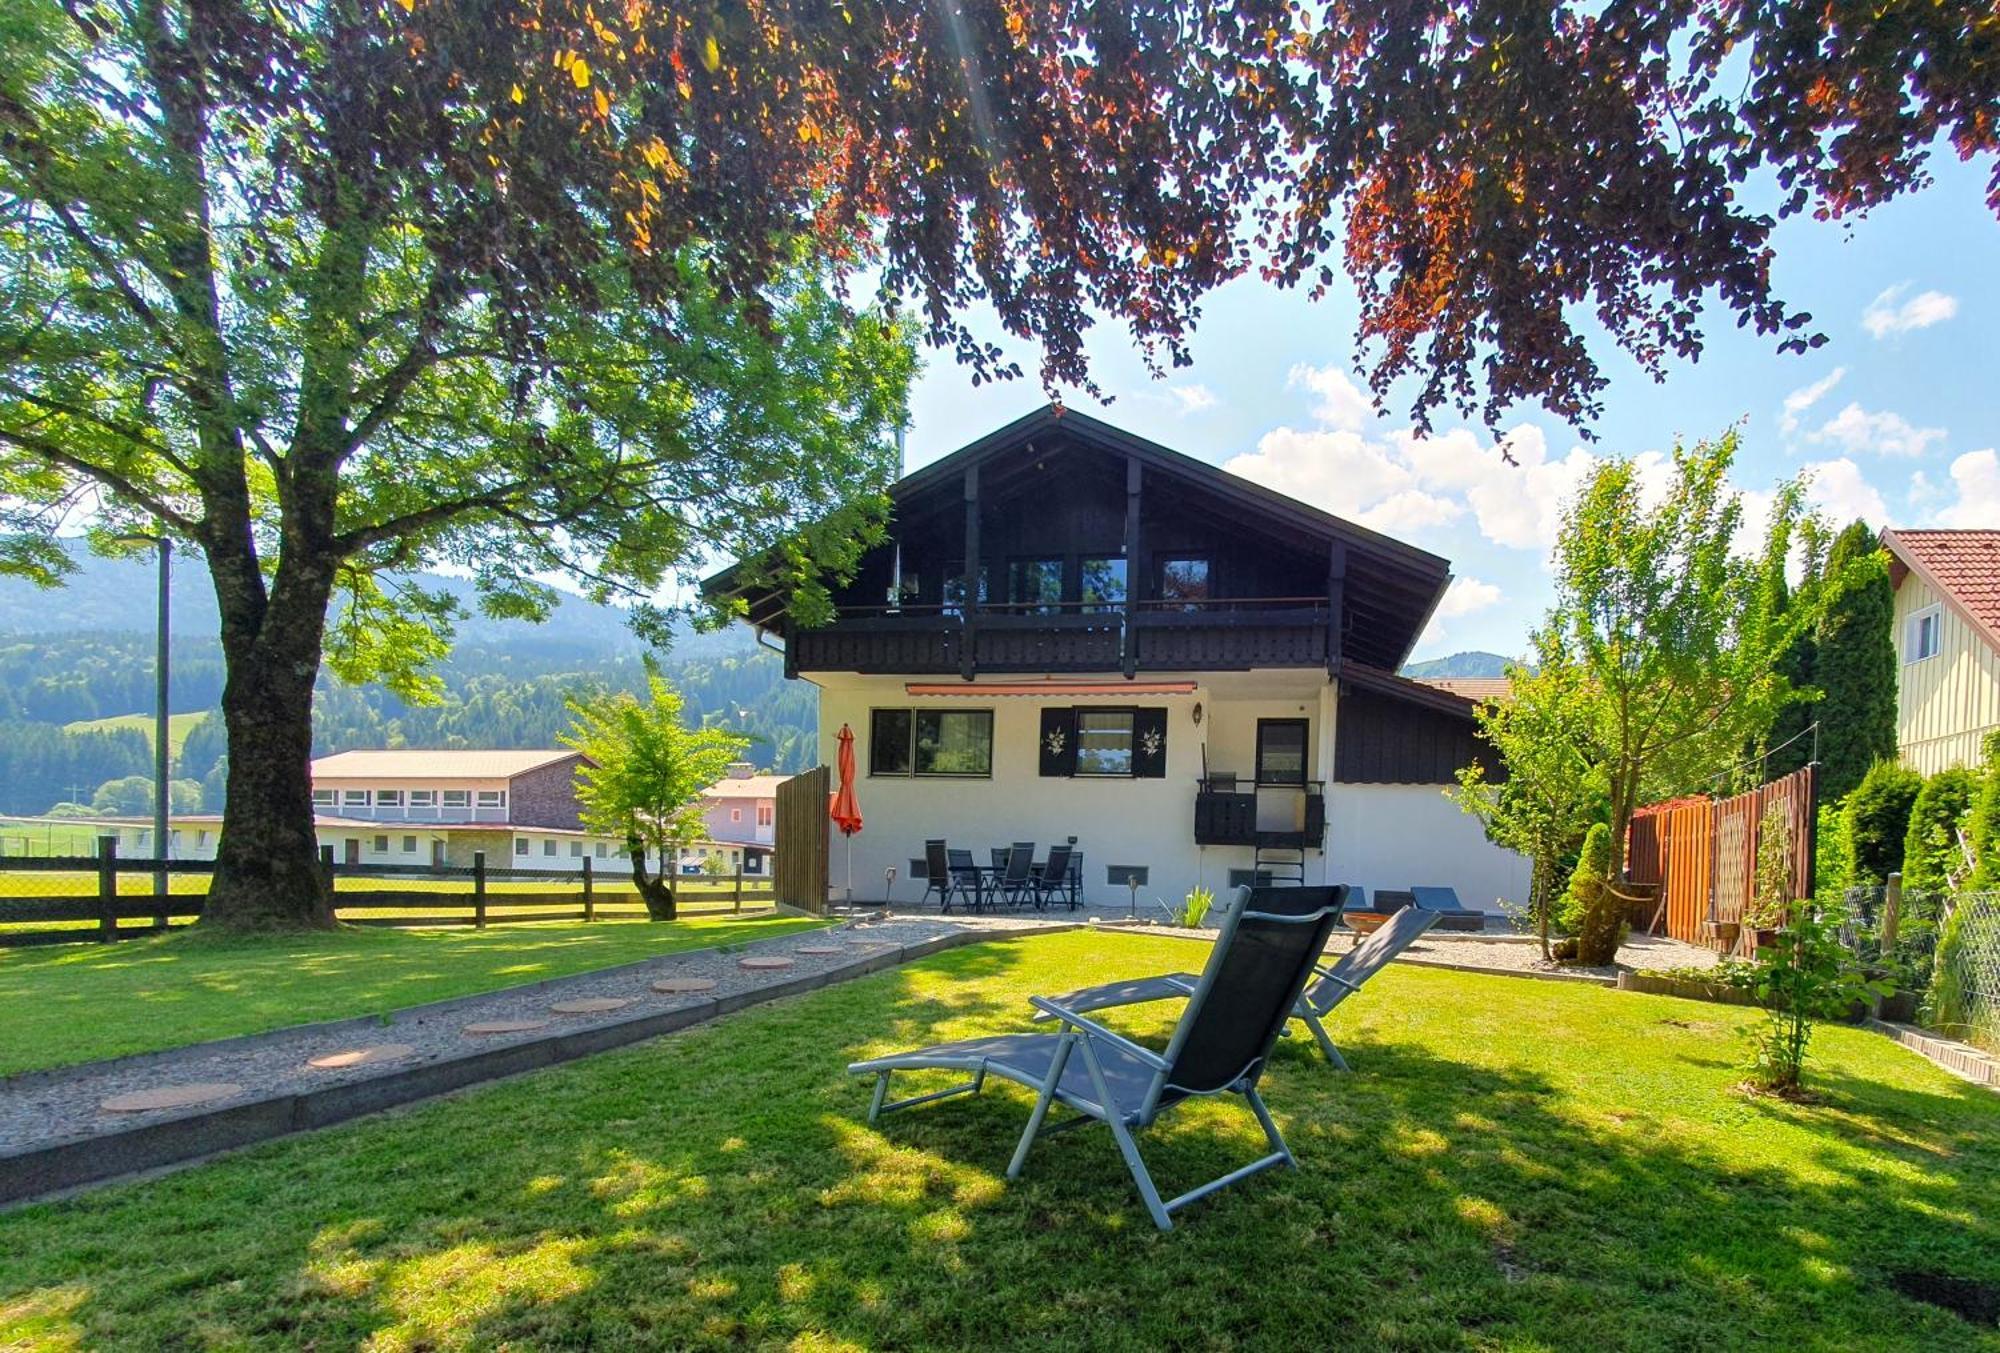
[898, 154, 2000, 665]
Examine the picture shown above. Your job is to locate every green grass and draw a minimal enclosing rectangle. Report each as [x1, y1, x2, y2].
[0, 913, 825, 1074]
[1, 930, 1995, 1349]
[62, 710, 208, 757]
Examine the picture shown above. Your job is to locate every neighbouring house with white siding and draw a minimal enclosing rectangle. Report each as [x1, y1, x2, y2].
[704, 406, 1529, 915]
[1884, 529, 2000, 776]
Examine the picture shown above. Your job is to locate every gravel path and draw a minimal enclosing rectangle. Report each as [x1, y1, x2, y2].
[0, 915, 1056, 1158]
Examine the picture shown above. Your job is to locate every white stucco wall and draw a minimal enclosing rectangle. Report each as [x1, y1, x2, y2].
[1325, 783, 1531, 913]
[810, 671, 1529, 916]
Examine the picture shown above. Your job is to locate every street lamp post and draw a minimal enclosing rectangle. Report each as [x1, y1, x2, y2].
[151, 537, 169, 922]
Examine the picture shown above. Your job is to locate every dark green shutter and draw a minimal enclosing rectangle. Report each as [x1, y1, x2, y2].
[1038, 707, 1076, 777]
[1133, 708, 1168, 778]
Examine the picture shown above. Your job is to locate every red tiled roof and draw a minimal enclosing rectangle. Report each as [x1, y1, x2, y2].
[1883, 529, 2000, 654]
[1412, 676, 1513, 703]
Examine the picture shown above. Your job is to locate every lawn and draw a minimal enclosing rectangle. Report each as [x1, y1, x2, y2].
[1, 930, 1994, 1349]
[0, 913, 825, 1075]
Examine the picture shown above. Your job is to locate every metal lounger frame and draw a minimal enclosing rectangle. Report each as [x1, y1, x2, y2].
[850, 884, 1345, 1230]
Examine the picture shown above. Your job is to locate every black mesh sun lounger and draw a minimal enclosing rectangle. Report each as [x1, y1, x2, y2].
[1034, 899, 1438, 1071]
[848, 884, 1346, 1230]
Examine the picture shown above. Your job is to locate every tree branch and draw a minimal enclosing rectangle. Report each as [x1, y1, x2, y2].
[0, 426, 196, 533]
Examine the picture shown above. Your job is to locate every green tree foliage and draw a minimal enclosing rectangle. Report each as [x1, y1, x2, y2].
[1453, 631, 1605, 957]
[1746, 901, 1888, 1095]
[1968, 769, 2000, 893]
[90, 775, 203, 815]
[1540, 432, 1826, 880]
[1841, 761, 1922, 887]
[1814, 802, 1852, 903]
[1903, 768, 1977, 892]
[0, 720, 150, 814]
[1553, 822, 1625, 965]
[0, 0, 915, 927]
[1813, 524, 1900, 801]
[563, 673, 747, 921]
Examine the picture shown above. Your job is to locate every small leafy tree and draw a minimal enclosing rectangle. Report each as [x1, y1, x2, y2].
[563, 674, 745, 922]
[1453, 636, 1604, 958]
[1745, 901, 1888, 1096]
[1546, 434, 1824, 880]
[1841, 762, 1922, 886]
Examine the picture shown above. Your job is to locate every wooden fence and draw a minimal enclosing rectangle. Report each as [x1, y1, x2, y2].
[774, 765, 829, 915]
[1627, 766, 1816, 954]
[0, 838, 779, 947]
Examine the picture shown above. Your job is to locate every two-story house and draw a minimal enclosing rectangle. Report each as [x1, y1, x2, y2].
[306, 748, 627, 870]
[1884, 529, 2000, 775]
[704, 405, 1528, 914]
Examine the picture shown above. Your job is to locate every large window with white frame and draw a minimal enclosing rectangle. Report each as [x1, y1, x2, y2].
[441, 789, 470, 810]
[1905, 604, 1942, 664]
[476, 789, 507, 810]
[312, 788, 335, 808]
[409, 789, 436, 808]
[375, 789, 404, 810]
[341, 789, 371, 808]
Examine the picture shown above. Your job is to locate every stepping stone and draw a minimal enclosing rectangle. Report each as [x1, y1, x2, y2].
[550, 997, 634, 1015]
[651, 977, 718, 994]
[307, 1044, 416, 1070]
[101, 1082, 242, 1114]
[739, 956, 794, 971]
[463, 1019, 548, 1036]
[795, 946, 844, 955]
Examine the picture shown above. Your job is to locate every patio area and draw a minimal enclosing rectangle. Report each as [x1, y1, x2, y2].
[0, 927, 1990, 1348]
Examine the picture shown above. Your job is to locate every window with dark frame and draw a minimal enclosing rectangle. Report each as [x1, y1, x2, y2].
[1256, 719, 1309, 785]
[870, 706, 992, 777]
[1158, 556, 1212, 609]
[1007, 557, 1064, 613]
[1080, 556, 1127, 612]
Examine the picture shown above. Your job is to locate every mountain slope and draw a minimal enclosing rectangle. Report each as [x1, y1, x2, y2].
[1401, 650, 1514, 679]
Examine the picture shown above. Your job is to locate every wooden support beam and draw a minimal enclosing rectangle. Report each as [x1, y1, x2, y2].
[1123, 455, 1142, 679]
[1326, 540, 1348, 678]
[961, 463, 980, 681]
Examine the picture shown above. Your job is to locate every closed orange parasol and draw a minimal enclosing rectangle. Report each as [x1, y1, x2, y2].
[831, 724, 863, 836]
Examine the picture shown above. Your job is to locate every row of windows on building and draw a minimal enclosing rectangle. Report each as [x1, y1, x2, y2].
[313, 788, 508, 811]
[724, 803, 775, 826]
[893, 554, 1212, 613]
[513, 837, 613, 858]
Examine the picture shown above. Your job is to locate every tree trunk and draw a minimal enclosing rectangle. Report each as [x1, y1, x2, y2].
[629, 836, 677, 921]
[199, 549, 339, 930]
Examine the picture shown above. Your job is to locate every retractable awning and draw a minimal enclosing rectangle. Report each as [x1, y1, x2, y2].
[903, 681, 1197, 697]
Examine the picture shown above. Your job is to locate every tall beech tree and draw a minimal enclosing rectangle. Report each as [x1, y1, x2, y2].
[4, 0, 1996, 930]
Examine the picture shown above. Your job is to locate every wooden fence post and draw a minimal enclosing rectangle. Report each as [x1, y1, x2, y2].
[734, 863, 743, 914]
[582, 855, 594, 923]
[97, 835, 118, 943]
[473, 851, 487, 929]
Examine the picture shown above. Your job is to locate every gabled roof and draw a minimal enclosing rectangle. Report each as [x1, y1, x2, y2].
[704, 404, 1456, 671]
[309, 749, 585, 780]
[1883, 529, 2000, 656]
[703, 774, 787, 800]
[1413, 676, 1514, 704]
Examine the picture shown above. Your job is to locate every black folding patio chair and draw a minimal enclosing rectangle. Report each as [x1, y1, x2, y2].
[850, 884, 1347, 1230]
[919, 840, 953, 911]
[994, 842, 1037, 910]
[1032, 843, 1074, 912]
[945, 848, 985, 914]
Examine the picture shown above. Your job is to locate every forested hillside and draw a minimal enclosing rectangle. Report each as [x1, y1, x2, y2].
[0, 553, 810, 817]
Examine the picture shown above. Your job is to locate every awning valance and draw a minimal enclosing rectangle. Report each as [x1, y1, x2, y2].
[902, 681, 1197, 698]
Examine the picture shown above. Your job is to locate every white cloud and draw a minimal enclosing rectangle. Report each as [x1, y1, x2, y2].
[1286, 363, 1375, 432]
[1908, 469, 1940, 506]
[1862, 284, 1959, 339]
[1168, 383, 1217, 414]
[1225, 426, 1416, 520]
[1800, 457, 1889, 526]
[1436, 576, 1502, 619]
[1779, 367, 1845, 436]
[1937, 449, 2000, 529]
[1355, 489, 1466, 533]
[1808, 401, 1947, 458]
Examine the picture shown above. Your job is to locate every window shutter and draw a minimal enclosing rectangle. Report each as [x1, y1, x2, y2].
[1038, 707, 1077, 777]
[1133, 708, 1169, 778]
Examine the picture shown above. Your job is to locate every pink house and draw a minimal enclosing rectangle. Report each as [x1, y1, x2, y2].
[702, 762, 781, 847]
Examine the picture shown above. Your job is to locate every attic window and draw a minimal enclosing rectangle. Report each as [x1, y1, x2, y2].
[1905, 605, 1941, 664]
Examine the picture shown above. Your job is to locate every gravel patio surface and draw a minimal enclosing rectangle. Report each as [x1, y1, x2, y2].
[0, 915, 1059, 1161]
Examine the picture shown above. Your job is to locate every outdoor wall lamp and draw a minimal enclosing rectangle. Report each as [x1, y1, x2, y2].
[1192, 701, 1203, 726]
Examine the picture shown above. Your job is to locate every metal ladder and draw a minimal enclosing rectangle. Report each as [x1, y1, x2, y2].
[1252, 835, 1308, 886]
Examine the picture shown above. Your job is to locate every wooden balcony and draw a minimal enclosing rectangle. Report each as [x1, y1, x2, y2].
[1192, 781, 1326, 848]
[788, 599, 1333, 677]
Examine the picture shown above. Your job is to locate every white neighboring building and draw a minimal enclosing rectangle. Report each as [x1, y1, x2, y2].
[705, 406, 1529, 914]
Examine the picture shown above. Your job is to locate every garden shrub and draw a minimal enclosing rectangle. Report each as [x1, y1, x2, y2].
[1555, 822, 1624, 965]
[1841, 761, 1922, 885]
[1814, 800, 1851, 902]
[1968, 769, 2000, 892]
[1902, 768, 1976, 891]
[1746, 900, 1888, 1094]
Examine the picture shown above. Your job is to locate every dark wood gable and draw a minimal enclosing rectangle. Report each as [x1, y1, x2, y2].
[1334, 669, 1503, 786]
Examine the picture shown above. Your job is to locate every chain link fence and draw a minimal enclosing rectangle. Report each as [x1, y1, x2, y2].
[1841, 884, 2000, 1054]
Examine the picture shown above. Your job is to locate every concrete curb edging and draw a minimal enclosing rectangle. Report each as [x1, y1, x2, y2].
[1862, 1017, 1999, 1090]
[0, 923, 1077, 1207]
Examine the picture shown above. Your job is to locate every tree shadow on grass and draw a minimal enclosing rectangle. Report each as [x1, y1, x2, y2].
[4, 933, 2000, 1350]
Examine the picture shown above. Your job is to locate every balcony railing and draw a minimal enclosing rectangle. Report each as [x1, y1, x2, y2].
[789, 597, 1333, 675]
[1193, 779, 1326, 849]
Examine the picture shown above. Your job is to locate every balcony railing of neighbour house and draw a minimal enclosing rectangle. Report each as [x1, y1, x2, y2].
[788, 596, 1335, 676]
[320, 799, 511, 824]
